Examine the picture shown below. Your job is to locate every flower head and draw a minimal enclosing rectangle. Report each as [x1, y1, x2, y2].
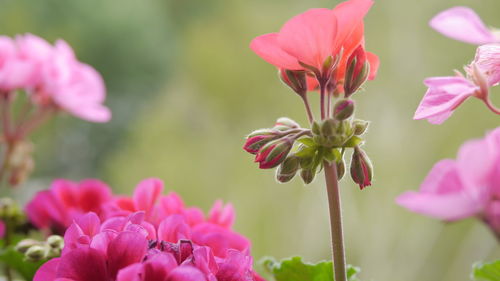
[430, 7, 499, 45]
[397, 127, 500, 236]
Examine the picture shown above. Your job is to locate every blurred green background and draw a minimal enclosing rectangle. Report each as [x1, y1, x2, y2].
[1, 0, 499, 280]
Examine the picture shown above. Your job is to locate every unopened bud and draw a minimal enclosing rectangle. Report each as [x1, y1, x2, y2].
[300, 168, 316, 184]
[47, 235, 64, 249]
[350, 146, 373, 189]
[352, 120, 369, 135]
[276, 156, 300, 183]
[337, 159, 346, 180]
[275, 117, 300, 129]
[15, 239, 41, 254]
[25, 245, 46, 262]
[279, 69, 307, 97]
[344, 46, 370, 96]
[312, 121, 321, 135]
[244, 129, 279, 154]
[320, 119, 337, 137]
[255, 138, 293, 169]
[333, 99, 355, 120]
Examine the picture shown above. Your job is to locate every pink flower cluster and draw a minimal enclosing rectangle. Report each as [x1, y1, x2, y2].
[397, 127, 500, 237]
[0, 34, 110, 122]
[29, 178, 263, 281]
[415, 7, 500, 124]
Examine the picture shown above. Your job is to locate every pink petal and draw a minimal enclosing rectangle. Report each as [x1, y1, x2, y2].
[166, 266, 207, 281]
[191, 223, 250, 258]
[473, 44, 500, 86]
[208, 200, 235, 228]
[77, 179, 112, 213]
[159, 192, 185, 215]
[116, 264, 142, 281]
[250, 33, 302, 70]
[34, 258, 60, 281]
[133, 178, 164, 212]
[366, 51, 379, 80]
[157, 215, 191, 243]
[107, 231, 148, 278]
[56, 248, 108, 281]
[430, 7, 497, 45]
[414, 76, 478, 124]
[74, 212, 101, 238]
[332, 0, 373, 53]
[278, 8, 338, 70]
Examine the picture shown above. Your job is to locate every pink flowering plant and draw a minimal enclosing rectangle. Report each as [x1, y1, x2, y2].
[0, 2, 499, 281]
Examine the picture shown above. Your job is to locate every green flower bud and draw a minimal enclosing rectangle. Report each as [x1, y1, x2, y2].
[333, 99, 355, 120]
[312, 121, 321, 135]
[279, 69, 307, 97]
[276, 156, 300, 183]
[320, 119, 337, 137]
[300, 168, 316, 184]
[337, 158, 346, 180]
[47, 235, 64, 250]
[15, 239, 41, 254]
[352, 120, 369, 135]
[25, 245, 46, 262]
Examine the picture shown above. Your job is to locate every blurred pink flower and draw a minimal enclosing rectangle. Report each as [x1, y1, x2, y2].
[473, 44, 500, 87]
[397, 127, 500, 237]
[414, 76, 479, 124]
[35, 211, 263, 281]
[0, 220, 5, 238]
[250, 0, 378, 83]
[430, 6, 499, 45]
[26, 179, 113, 234]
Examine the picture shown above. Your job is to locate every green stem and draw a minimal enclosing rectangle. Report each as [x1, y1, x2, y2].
[324, 161, 346, 281]
[483, 97, 500, 115]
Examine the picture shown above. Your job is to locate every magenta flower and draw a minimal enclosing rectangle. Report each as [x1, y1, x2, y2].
[25, 179, 113, 234]
[397, 127, 500, 238]
[35, 210, 263, 281]
[430, 6, 499, 45]
[414, 76, 480, 124]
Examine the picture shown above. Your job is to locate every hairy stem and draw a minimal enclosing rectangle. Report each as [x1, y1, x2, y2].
[320, 82, 327, 120]
[302, 96, 315, 124]
[324, 161, 346, 281]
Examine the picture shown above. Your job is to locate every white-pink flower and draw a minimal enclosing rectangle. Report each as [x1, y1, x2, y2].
[397, 127, 500, 238]
[430, 6, 499, 45]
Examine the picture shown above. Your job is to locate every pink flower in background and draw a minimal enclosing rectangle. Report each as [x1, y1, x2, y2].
[414, 76, 480, 124]
[430, 6, 499, 45]
[473, 44, 500, 87]
[26, 179, 112, 234]
[397, 127, 500, 237]
[0, 220, 5, 238]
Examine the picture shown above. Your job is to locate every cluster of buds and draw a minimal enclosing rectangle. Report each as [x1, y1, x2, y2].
[15, 235, 64, 262]
[243, 112, 373, 189]
[0, 197, 26, 232]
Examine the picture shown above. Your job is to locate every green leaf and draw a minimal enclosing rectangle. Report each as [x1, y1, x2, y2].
[0, 246, 45, 280]
[295, 145, 317, 158]
[473, 260, 500, 281]
[297, 137, 316, 147]
[261, 256, 361, 281]
[324, 148, 341, 164]
[343, 136, 364, 148]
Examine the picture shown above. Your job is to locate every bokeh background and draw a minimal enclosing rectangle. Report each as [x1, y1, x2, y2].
[0, 0, 499, 280]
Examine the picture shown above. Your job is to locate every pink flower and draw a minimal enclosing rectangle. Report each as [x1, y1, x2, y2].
[39, 40, 111, 122]
[414, 76, 480, 124]
[26, 179, 113, 234]
[103, 178, 251, 258]
[430, 6, 499, 45]
[397, 127, 500, 237]
[35, 211, 263, 281]
[250, 0, 377, 82]
[0, 220, 5, 238]
[473, 44, 500, 87]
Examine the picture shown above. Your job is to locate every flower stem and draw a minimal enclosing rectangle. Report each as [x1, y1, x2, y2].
[323, 161, 346, 281]
[320, 81, 327, 120]
[302, 96, 315, 124]
[483, 97, 500, 115]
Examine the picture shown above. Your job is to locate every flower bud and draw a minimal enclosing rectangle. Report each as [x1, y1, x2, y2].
[337, 159, 346, 180]
[255, 138, 293, 169]
[312, 121, 321, 135]
[15, 239, 41, 254]
[300, 168, 315, 184]
[243, 129, 279, 154]
[350, 146, 373, 189]
[352, 119, 369, 135]
[276, 155, 300, 183]
[333, 99, 355, 120]
[25, 245, 46, 262]
[320, 119, 337, 137]
[344, 46, 370, 97]
[275, 117, 300, 129]
[279, 69, 307, 97]
[47, 235, 64, 249]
